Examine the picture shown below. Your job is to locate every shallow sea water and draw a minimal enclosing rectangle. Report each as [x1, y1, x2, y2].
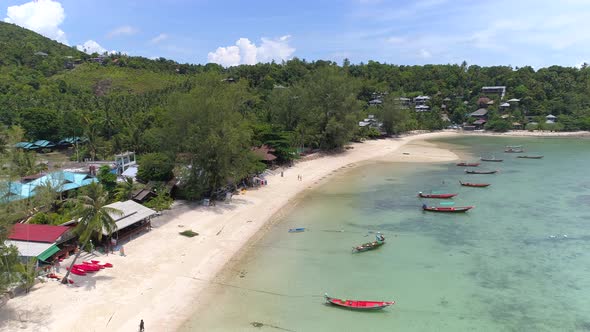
[183, 136, 590, 332]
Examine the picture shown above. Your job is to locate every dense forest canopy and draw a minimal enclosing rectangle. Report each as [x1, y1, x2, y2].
[2, 21, 590, 199]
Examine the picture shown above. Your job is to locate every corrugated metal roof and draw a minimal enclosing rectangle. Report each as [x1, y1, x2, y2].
[8, 224, 71, 243]
[5, 240, 55, 258]
[470, 108, 488, 116]
[103, 200, 157, 235]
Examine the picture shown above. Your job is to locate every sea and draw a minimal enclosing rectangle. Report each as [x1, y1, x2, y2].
[182, 136, 590, 332]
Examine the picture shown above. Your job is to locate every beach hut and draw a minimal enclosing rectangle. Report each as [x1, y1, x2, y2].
[545, 114, 557, 124]
[6, 224, 75, 264]
[102, 200, 157, 243]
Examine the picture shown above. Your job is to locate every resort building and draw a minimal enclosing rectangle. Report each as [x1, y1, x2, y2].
[481, 86, 506, 99]
[103, 200, 157, 243]
[415, 105, 431, 112]
[0, 171, 97, 204]
[413, 95, 431, 105]
[115, 151, 137, 175]
[5, 224, 76, 264]
[545, 114, 557, 124]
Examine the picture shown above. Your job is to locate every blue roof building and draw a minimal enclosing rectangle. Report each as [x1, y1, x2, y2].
[0, 171, 97, 203]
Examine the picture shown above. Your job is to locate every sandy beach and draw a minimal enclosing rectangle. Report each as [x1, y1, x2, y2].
[2, 129, 579, 332]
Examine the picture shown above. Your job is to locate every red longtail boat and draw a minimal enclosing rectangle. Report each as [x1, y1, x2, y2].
[456, 162, 480, 167]
[422, 204, 473, 213]
[418, 192, 458, 199]
[459, 181, 490, 187]
[325, 294, 394, 310]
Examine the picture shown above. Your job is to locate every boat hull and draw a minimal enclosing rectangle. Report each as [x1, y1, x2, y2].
[325, 294, 394, 310]
[517, 156, 543, 159]
[423, 206, 473, 213]
[353, 240, 384, 253]
[465, 170, 497, 174]
[456, 163, 480, 167]
[480, 158, 503, 162]
[460, 182, 490, 187]
[418, 193, 457, 199]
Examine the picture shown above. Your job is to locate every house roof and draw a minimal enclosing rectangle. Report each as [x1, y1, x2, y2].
[0, 171, 97, 203]
[546, 114, 557, 119]
[507, 98, 520, 102]
[4, 240, 56, 258]
[473, 119, 487, 125]
[103, 200, 157, 235]
[14, 142, 39, 150]
[252, 145, 277, 161]
[32, 140, 55, 148]
[8, 224, 71, 243]
[470, 108, 488, 116]
[500, 102, 511, 107]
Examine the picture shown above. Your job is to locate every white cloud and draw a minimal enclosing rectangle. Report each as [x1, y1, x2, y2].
[208, 35, 295, 67]
[76, 40, 107, 54]
[419, 49, 432, 59]
[386, 36, 405, 44]
[107, 25, 138, 38]
[150, 33, 169, 44]
[3, 0, 67, 44]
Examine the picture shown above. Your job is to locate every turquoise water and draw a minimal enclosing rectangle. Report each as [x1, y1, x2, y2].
[183, 137, 590, 332]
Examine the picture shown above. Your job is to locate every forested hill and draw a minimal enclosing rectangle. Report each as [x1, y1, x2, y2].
[1, 22, 590, 153]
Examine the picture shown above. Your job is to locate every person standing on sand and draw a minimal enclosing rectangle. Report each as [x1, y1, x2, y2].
[139, 319, 144, 331]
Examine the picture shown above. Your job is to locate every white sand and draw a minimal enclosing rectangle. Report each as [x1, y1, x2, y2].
[0, 131, 475, 332]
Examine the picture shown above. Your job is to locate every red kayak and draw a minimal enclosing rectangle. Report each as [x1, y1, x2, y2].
[459, 181, 490, 187]
[422, 204, 473, 213]
[456, 162, 480, 167]
[418, 192, 457, 199]
[325, 294, 394, 310]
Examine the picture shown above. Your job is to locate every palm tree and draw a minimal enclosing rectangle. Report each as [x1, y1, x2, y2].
[62, 183, 122, 284]
[114, 177, 135, 201]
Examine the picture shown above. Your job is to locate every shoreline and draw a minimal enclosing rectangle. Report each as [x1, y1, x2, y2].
[0, 130, 582, 332]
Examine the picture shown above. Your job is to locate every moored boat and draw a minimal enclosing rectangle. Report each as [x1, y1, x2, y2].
[353, 233, 385, 253]
[422, 204, 473, 212]
[325, 294, 395, 310]
[288, 227, 306, 233]
[504, 148, 524, 153]
[465, 169, 497, 174]
[506, 145, 523, 149]
[418, 192, 458, 199]
[456, 162, 480, 167]
[480, 157, 503, 162]
[517, 155, 544, 159]
[459, 181, 490, 187]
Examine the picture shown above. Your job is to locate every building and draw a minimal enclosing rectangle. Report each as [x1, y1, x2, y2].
[115, 151, 137, 175]
[5, 224, 75, 264]
[252, 145, 277, 163]
[469, 108, 489, 129]
[545, 114, 557, 124]
[413, 96, 431, 105]
[481, 86, 506, 99]
[507, 98, 520, 103]
[0, 171, 97, 204]
[500, 102, 511, 110]
[368, 99, 383, 106]
[415, 105, 431, 112]
[358, 114, 383, 128]
[103, 200, 157, 242]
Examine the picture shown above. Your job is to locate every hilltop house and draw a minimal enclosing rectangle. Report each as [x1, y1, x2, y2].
[481, 86, 506, 100]
[545, 114, 557, 124]
[469, 108, 489, 129]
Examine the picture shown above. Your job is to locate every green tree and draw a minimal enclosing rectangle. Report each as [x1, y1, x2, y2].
[97, 165, 117, 195]
[114, 177, 136, 201]
[62, 183, 121, 283]
[136, 153, 174, 183]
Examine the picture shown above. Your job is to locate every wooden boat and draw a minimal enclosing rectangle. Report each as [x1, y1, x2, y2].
[517, 155, 544, 159]
[288, 227, 306, 233]
[506, 145, 523, 149]
[422, 204, 473, 213]
[460, 181, 490, 187]
[456, 162, 480, 167]
[465, 169, 497, 174]
[480, 157, 503, 162]
[325, 294, 394, 310]
[352, 240, 385, 253]
[504, 148, 524, 153]
[418, 192, 457, 199]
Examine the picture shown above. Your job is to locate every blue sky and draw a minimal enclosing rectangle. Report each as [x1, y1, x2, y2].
[2, 0, 590, 68]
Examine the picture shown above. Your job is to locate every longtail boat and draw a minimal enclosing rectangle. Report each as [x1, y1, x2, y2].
[352, 240, 385, 253]
[418, 192, 457, 199]
[506, 145, 523, 149]
[480, 157, 503, 162]
[459, 181, 490, 187]
[465, 169, 497, 174]
[517, 155, 544, 159]
[325, 294, 394, 310]
[288, 227, 306, 233]
[504, 148, 524, 153]
[422, 204, 473, 213]
[456, 162, 480, 167]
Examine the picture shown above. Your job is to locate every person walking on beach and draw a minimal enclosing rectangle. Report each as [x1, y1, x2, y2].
[139, 319, 145, 331]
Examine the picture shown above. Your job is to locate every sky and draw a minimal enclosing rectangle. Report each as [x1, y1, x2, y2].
[2, 0, 589, 68]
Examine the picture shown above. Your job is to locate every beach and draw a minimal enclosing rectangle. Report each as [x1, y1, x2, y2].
[1, 130, 588, 332]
